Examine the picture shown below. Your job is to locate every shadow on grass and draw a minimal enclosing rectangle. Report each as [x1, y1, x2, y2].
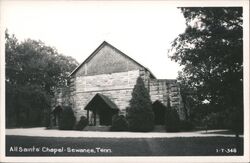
[6, 135, 243, 156]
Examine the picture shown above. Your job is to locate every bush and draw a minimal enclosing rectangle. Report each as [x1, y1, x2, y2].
[75, 116, 88, 131]
[225, 107, 243, 135]
[59, 106, 76, 130]
[165, 108, 180, 132]
[202, 112, 226, 130]
[43, 110, 51, 128]
[110, 114, 128, 131]
[179, 120, 194, 131]
[127, 77, 154, 132]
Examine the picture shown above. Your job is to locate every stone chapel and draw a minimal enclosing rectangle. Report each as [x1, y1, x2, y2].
[52, 41, 186, 126]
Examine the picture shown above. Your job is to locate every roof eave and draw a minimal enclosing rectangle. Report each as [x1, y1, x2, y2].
[69, 41, 157, 79]
[69, 41, 109, 77]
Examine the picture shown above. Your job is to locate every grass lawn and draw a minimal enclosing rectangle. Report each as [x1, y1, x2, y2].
[6, 135, 243, 156]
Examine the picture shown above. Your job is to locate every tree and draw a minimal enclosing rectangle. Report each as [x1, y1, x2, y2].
[5, 30, 79, 127]
[127, 77, 154, 132]
[58, 106, 76, 130]
[169, 8, 243, 132]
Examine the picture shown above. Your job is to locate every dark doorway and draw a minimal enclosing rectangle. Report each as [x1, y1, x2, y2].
[51, 105, 62, 127]
[85, 94, 119, 126]
[152, 100, 166, 125]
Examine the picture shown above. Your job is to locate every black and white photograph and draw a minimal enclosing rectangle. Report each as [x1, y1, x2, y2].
[0, 0, 249, 162]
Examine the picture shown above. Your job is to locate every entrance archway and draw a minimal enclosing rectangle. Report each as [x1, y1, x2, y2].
[152, 100, 166, 125]
[85, 93, 119, 126]
[51, 105, 62, 127]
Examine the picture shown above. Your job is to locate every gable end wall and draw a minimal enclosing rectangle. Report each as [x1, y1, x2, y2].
[75, 45, 142, 77]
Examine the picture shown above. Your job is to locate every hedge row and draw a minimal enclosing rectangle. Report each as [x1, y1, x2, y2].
[51, 106, 192, 132]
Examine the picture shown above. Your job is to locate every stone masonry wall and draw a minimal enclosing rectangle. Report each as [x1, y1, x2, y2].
[139, 69, 185, 120]
[54, 69, 186, 121]
[52, 42, 186, 123]
[52, 87, 71, 107]
[69, 70, 140, 121]
[149, 79, 185, 120]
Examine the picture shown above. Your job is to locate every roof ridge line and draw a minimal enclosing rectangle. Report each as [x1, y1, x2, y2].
[69, 41, 156, 78]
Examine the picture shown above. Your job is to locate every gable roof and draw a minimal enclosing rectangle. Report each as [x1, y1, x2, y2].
[84, 93, 119, 111]
[69, 41, 156, 78]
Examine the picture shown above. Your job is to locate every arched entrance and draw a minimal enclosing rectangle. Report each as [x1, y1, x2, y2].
[152, 100, 166, 125]
[51, 105, 63, 127]
[84, 93, 119, 126]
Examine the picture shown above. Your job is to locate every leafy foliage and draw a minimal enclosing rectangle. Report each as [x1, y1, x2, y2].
[6, 32, 78, 93]
[59, 106, 76, 130]
[110, 114, 128, 131]
[202, 112, 225, 130]
[6, 83, 50, 127]
[169, 8, 243, 132]
[5, 30, 78, 127]
[127, 77, 154, 132]
[179, 120, 194, 131]
[75, 116, 88, 131]
[224, 106, 243, 135]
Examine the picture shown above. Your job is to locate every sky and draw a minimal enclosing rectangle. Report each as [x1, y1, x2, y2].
[2, 1, 187, 79]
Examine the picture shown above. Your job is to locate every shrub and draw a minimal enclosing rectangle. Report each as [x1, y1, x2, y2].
[59, 106, 76, 130]
[110, 114, 128, 131]
[75, 116, 88, 131]
[179, 120, 194, 131]
[202, 112, 226, 130]
[43, 110, 51, 128]
[127, 77, 154, 132]
[227, 107, 244, 136]
[203, 113, 216, 130]
[165, 108, 180, 132]
[224, 107, 243, 136]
